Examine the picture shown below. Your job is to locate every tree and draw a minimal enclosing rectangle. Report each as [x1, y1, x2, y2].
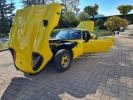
[104, 16, 128, 33]
[22, 0, 54, 7]
[21, 0, 34, 6]
[117, 5, 133, 19]
[21, 0, 79, 28]
[95, 18, 106, 29]
[7, 0, 15, 22]
[79, 11, 89, 21]
[84, 4, 99, 21]
[0, 0, 15, 33]
[0, 0, 7, 27]
[74, 7, 80, 13]
[58, 12, 79, 28]
[60, 0, 79, 12]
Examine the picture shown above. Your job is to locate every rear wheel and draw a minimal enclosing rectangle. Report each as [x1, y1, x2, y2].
[54, 49, 72, 72]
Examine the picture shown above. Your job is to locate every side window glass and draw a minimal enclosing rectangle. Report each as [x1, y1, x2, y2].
[71, 32, 81, 39]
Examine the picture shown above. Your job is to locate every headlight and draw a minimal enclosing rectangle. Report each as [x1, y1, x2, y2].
[32, 52, 43, 71]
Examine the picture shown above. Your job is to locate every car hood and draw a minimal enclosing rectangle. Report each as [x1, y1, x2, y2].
[9, 3, 62, 73]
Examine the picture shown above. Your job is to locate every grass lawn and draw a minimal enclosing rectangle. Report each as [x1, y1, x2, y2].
[95, 30, 112, 36]
[94, 26, 112, 37]
[0, 42, 8, 51]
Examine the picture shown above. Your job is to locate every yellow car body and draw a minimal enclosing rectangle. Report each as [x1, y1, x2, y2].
[9, 3, 114, 74]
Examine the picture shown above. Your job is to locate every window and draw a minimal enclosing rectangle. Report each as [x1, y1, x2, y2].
[55, 30, 81, 40]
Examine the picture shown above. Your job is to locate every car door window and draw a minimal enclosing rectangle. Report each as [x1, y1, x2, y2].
[71, 31, 81, 39]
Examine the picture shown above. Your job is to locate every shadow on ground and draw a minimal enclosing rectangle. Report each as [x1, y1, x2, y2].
[2, 55, 107, 100]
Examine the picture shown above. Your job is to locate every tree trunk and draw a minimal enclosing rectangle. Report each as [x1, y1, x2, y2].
[92, 15, 95, 26]
[124, 14, 126, 19]
[112, 30, 115, 36]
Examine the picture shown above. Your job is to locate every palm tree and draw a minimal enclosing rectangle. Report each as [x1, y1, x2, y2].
[84, 4, 99, 21]
[117, 5, 133, 19]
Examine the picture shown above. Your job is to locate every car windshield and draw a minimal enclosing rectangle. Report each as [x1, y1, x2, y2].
[55, 30, 81, 40]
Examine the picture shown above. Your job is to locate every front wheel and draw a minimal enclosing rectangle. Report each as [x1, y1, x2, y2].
[54, 49, 72, 72]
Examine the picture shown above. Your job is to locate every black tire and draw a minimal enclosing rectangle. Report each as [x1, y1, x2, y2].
[54, 49, 72, 72]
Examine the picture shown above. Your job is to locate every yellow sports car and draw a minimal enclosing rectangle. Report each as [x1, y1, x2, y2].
[9, 3, 114, 74]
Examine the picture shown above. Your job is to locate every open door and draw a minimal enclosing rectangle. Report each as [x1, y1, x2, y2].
[77, 21, 114, 53]
[83, 37, 114, 53]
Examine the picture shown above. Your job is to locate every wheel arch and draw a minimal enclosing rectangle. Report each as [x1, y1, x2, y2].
[50, 45, 74, 60]
[60, 47, 73, 59]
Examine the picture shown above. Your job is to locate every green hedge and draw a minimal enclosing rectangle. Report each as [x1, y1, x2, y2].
[0, 33, 9, 38]
[117, 14, 133, 23]
[95, 14, 133, 29]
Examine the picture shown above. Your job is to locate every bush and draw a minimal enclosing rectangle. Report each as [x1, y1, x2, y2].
[118, 14, 133, 24]
[104, 16, 128, 32]
[95, 18, 107, 29]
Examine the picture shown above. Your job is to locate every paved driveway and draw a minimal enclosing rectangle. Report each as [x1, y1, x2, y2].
[0, 35, 133, 100]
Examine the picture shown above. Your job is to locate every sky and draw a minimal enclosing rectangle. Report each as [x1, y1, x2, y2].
[15, 0, 133, 16]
